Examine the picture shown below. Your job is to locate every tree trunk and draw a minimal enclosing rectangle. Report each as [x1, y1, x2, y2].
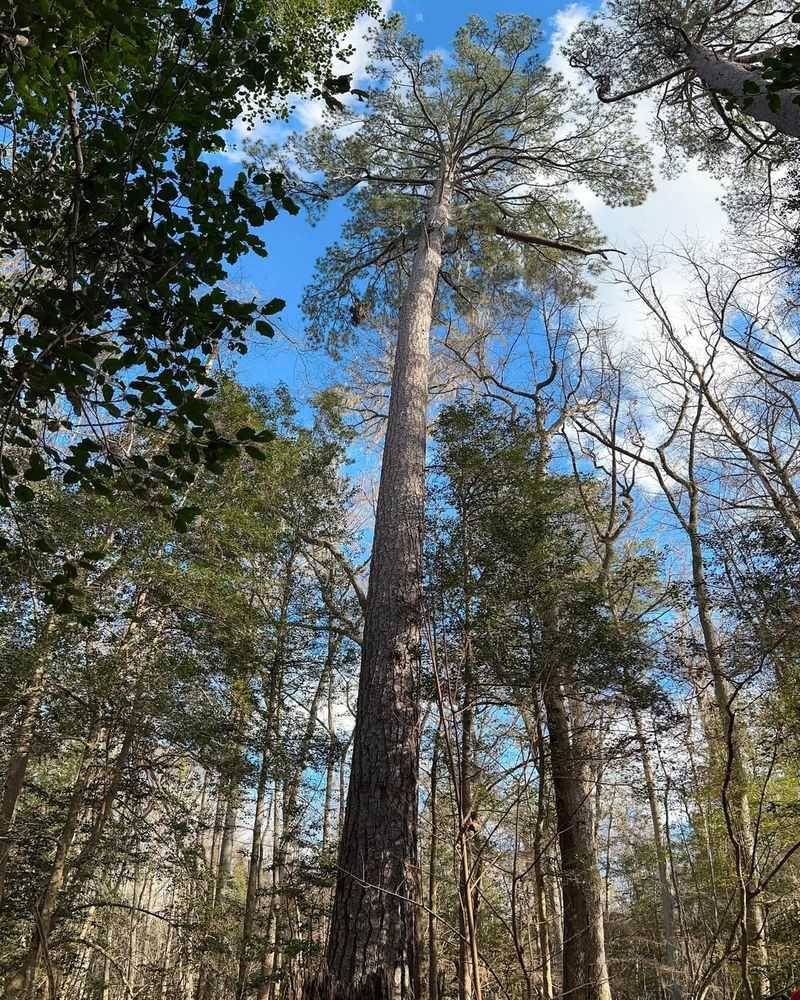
[323, 670, 336, 852]
[196, 784, 230, 1000]
[531, 699, 554, 1000]
[326, 164, 453, 998]
[237, 743, 272, 1000]
[633, 710, 681, 1000]
[458, 521, 481, 1000]
[257, 781, 283, 1000]
[686, 45, 800, 140]
[541, 671, 611, 1000]
[686, 514, 770, 1000]
[427, 727, 440, 1000]
[0, 615, 55, 899]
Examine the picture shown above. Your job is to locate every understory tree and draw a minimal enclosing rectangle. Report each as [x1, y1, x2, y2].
[0, 0, 370, 563]
[0, 381, 362, 999]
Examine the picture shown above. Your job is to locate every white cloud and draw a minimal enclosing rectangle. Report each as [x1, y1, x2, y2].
[580, 166, 727, 345]
[548, 3, 591, 84]
[546, 4, 728, 349]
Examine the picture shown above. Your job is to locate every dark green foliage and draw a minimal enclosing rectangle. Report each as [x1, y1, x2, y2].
[0, 0, 370, 561]
[428, 400, 668, 713]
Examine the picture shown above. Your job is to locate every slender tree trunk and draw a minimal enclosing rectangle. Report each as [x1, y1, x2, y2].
[427, 727, 440, 1000]
[546, 855, 563, 990]
[158, 889, 176, 1000]
[633, 710, 681, 1000]
[531, 699, 554, 1000]
[216, 787, 238, 900]
[257, 781, 283, 1000]
[0, 615, 56, 898]
[200, 784, 238, 1000]
[323, 670, 336, 851]
[686, 513, 770, 1000]
[237, 743, 272, 1000]
[252, 556, 295, 1000]
[458, 520, 481, 1000]
[7, 730, 97, 999]
[326, 164, 453, 997]
[337, 746, 347, 842]
[196, 787, 226, 1000]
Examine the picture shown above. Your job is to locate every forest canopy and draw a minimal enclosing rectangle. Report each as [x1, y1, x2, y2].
[1, 3, 800, 1000]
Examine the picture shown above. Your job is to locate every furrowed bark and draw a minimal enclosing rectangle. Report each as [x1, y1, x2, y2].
[325, 164, 453, 998]
[541, 662, 611, 1000]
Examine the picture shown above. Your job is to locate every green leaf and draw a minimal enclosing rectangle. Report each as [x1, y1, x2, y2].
[175, 505, 202, 532]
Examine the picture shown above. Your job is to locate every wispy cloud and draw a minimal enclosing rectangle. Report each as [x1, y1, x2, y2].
[546, 4, 727, 349]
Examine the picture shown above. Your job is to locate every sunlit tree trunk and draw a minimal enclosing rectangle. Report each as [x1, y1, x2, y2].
[326, 165, 453, 997]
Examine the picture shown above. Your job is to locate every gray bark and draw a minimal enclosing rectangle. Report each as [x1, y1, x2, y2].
[687, 45, 800, 140]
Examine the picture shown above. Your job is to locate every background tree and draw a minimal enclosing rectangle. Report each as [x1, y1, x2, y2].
[565, 0, 800, 163]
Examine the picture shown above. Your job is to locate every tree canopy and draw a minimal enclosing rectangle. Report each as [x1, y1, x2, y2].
[0, 0, 370, 565]
[250, 14, 651, 350]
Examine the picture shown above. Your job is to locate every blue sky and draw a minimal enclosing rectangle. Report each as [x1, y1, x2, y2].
[218, 0, 598, 405]
[214, 0, 728, 517]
